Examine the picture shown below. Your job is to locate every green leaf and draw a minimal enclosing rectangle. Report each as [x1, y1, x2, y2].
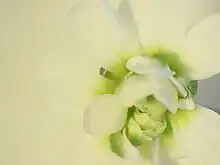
[109, 132, 125, 158]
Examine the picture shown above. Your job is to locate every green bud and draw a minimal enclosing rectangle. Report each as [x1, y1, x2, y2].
[154, 120, 167, 134]
[146, 98, 167, 121]
[133, 111, 155, 130]
[143, 129, 158, 139]
[125, 118, 150, 146]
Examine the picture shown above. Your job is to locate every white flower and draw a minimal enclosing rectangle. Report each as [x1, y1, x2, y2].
[69, 0, 220, 165]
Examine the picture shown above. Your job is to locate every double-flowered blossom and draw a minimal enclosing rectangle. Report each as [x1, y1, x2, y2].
[69, 0, 220, 164]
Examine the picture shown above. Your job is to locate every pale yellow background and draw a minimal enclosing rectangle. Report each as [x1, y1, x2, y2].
[0, 0, 81, 164]
[0, 0, 220, 165]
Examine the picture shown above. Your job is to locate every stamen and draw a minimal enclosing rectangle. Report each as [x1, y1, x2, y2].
[99, 67, 116, 80]
[99, 67, 108, 76]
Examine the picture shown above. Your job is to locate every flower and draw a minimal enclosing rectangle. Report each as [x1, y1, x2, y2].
[69, 0, 220, 164]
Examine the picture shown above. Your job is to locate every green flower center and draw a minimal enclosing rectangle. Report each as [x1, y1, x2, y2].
[127, 96, 167, 139]
[109, 96, 169, 159]
[93, 49, 198, 158]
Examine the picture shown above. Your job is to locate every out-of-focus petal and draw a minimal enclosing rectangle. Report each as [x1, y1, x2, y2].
[168, 106, 220, 165]
[68, 0, 140, 65]
[182, 14, 220, 80]
[125, 0, 186, 49]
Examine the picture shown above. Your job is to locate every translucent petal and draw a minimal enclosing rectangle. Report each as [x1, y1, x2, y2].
[83, 94, 127, 135]
[182, 14, 220, 80]
[168, 106, 220, 165]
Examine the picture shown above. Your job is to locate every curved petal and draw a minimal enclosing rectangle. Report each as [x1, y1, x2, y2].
[180, 0, 220, 31]
[169, 76, 187, 97]
[126, 56, 172, 77]
[126, 0, 186, 49]
[120, 0, 220, 48]
[83, 94, 127, 136]
[117, 75, 153, 107]
[168, 106, 220, 165]
[153, 78, 178, 113]
[68, 0, 140, 65]
[182, 14, 220, 80]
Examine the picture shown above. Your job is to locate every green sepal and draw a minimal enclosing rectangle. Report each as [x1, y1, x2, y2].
[187, 80, 198, 96]
[109, 132, 125, 158]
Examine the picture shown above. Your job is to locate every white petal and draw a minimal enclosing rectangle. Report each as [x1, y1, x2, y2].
[68, 0, 140, 65]
[178, 98, 195, 110]
[127, 0, 186, 49]
[117, 75, 153, 107]
[127, 56, 162, 73]
[169, 76, 187, 97]
[182, 14, 220, 80]
[168, 106, 220, 165]
[126, 56, 173, 78]
[153, 78, 178, 113]
[83, 94, 127, 135]
[73, 135, 134, 165]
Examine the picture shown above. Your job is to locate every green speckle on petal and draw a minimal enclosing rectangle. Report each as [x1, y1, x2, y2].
[109, 132, 125, 158]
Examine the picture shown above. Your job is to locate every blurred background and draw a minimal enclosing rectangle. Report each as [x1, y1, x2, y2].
[196, 74, 220, 112]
